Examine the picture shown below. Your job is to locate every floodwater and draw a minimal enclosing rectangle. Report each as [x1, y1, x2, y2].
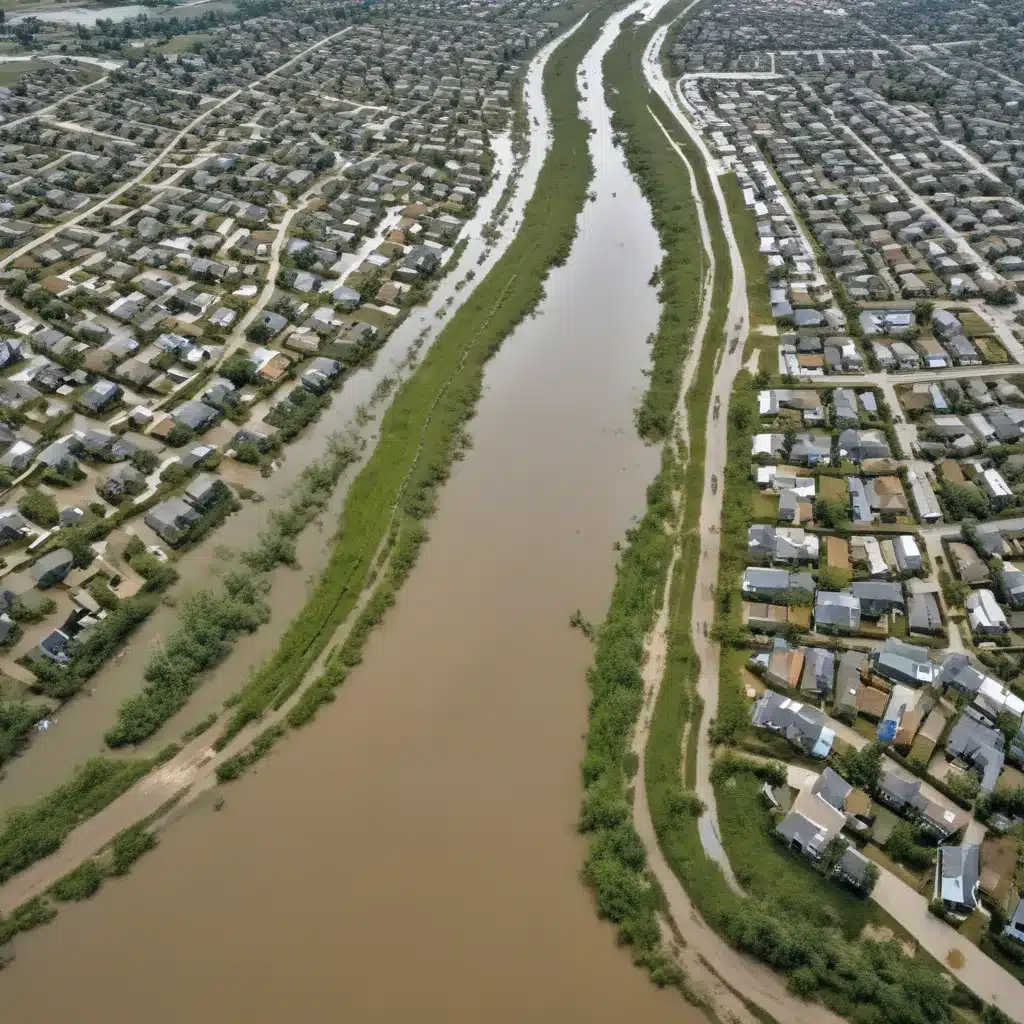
[7, 1, 233, 26]
[0, 129, 522, 809]
[0, 8, 705, 1024]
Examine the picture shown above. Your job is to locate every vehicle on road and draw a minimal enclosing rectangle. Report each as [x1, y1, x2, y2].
[711, 474, 717, 494]
[713, 395, 720, 419]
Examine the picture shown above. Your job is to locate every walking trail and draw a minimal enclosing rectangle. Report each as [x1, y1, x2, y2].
[626, 7, 842, 1021]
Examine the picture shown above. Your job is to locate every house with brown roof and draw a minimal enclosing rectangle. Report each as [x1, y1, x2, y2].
[949, 542, 991, 585]
[766, 640, 805, 689]
[858, 685, 889, 719]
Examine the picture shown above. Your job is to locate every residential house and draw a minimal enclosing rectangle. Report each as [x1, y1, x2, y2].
[851, 581, 905, 620]
[946, 710, 1005, 793]
[144, 498, 200, 546]
[869, 638, 937, 687]
[30, 548, 74, 589]
[776, 786, 846, 859]
[801, 647, 835, 697]
[936, 844, 981, 914]
[750, 691, 835, 757]
[967, 589, 1009, 634]
[838, 429, 890, 462]
[834, 650, 864, 718]
[815, 591, 861, 632]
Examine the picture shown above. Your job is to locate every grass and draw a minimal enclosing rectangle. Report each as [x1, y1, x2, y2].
[607, 13, 719, 441]
[954, 310, 996, 338]
[0, 756, 160, 885]
[977, 337, 1008, 363]
[751, 490, 777, 519]
[819, 475, 847, 501]
[719, 173, 772, 329]
[958, 910, 988, 946]
[156, 32, 215, 53]
[0, 61, 48, 87]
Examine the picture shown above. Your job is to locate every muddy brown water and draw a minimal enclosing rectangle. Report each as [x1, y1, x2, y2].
[0, 14, 707, 1023]
[0, 137, 520, 812]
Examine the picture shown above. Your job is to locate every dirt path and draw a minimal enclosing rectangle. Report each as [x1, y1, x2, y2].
[625, 10, 844, 1023]
[0, 22, 580, 916]
[643, 17, 750, 890]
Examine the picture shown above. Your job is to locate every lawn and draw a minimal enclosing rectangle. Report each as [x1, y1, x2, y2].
[998, 764, 1024, 793]
[720, 172, 772, 328]
[955, 310, 996, 337]
[852, 716, 878, 742]
[0, 61, 47, 87]
[819, 475, 847, 501]
[978, 337, 1008, 363]
[157, 32, 215, 54]
[751, 490, 778, 519]
[862, 844, 931, 893]
[716, 769, 875, 940]
[959, 910, 988, 946]
[869, 804, 901, 844]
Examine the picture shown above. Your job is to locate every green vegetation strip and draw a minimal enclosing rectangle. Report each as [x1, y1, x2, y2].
[577, 0, 730, 992]
[609, 21, 710, 441]
[213, 0, 614, 749]
[0, 752, 171, 886]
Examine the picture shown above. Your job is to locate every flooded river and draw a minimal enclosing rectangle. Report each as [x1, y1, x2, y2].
[0, 9, 706, 1023]
[0, 132, 524, 812]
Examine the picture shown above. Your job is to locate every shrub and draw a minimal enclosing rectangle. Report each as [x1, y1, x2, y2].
[50, 859, 104, 901]
[18, 488, 58, 527]
[108, 823, 156, 876]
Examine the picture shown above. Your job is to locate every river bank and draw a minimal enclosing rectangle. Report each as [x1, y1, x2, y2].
[0, 105, 524, 815]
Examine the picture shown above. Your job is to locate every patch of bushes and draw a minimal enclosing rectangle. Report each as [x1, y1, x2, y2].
[50, 858, 104, 901]
[18, 488, 58, 528]
[0, 700, 45, 769]
[105, 571, 269, 747]
[0, 756, 155, 883]
[884, 821, 934, 872]
[215, 724, 284, 782]
[108, 823, 157, 876]
[0, 895, 56, 947]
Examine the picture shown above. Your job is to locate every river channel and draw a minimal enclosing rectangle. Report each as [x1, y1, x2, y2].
[0, 10, 705, 1022]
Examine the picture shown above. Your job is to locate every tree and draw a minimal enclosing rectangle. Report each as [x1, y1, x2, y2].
[945, 768, 980, 806]
[861, 862, 880, 895]
[817, 566, 851, 590]
[18, 488, 58, 528]
[165, 424, 194, 448]
[59, 527, 96, 570]
[942, 483, 989, 522]
[885, 821, 933, 871]
[833, 741, 884, 790]
[220, 351, 256, 388]
[130, 449, 159, 474]
[814, 497, 850, 528]
[913, 299, 934, 324]
[820, 835, 848, 874]
[246, 321, 274, 344]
